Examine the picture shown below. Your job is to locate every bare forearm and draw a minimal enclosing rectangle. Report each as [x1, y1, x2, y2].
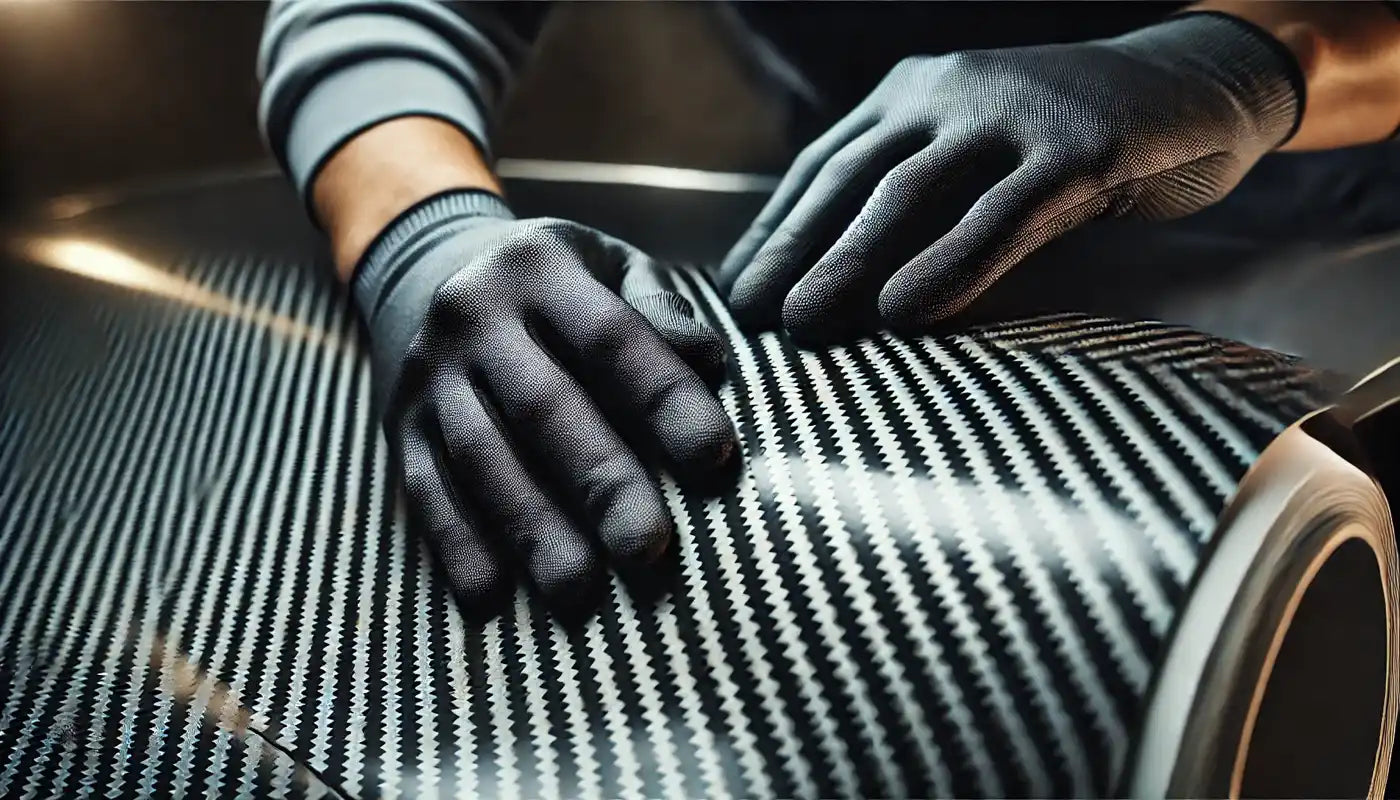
[257, 0, 549, 277]
[1192, 0, 1400, 150]
[312, 117, 503, 281]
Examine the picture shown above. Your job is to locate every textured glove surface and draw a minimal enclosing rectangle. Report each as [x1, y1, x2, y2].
[720, 13, 1303, 342]
[358, 191, 736, 607]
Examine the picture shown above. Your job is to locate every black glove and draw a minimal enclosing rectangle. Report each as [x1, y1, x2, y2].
[356, 190, 736, 605]
[719, 12, 1303, 342]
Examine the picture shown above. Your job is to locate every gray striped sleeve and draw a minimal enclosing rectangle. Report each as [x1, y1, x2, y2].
[257, 0, 546, 210]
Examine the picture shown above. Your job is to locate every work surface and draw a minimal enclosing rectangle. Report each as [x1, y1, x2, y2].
[0, 174, 1345, 797]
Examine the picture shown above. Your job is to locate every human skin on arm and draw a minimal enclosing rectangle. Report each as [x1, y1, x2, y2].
[719, 2, 1400, 342]
[313, 116, 502, 280]
[1200, 0, 1400, 150]
[312, 1, 1400, 261]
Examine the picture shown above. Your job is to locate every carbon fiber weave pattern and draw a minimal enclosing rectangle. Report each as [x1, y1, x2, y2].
[0, 212, 1332, 798]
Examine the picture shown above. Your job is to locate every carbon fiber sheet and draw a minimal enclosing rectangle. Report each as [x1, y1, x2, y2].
[0, 182, 1345, 798]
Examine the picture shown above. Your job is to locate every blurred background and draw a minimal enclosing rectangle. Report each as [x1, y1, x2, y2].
[0, 1, 1191, 214]
[3, 0, 1399, 378]
[0, 1, 794, 217]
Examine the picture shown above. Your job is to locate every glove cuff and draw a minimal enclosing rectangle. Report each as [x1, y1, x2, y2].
[353, 189, 513, 414]
[1119, 11, 1305, 148]
[353, 188, 514, 319]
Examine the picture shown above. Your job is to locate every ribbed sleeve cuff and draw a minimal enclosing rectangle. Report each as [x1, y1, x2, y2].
[353, 189, 513, 319]
[283, 57, 494, 218]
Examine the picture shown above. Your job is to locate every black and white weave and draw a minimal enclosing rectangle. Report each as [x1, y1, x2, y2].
[0, 197, 1332, 798]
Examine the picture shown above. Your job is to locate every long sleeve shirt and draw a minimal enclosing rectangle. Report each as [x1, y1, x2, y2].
[257, 1, 548, 206]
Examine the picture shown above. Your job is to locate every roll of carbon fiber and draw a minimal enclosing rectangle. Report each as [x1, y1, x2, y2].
[0, 183, 1385, 799]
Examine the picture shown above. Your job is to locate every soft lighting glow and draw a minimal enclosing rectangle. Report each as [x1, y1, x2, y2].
[148, 634, 329, 794]
[40, 159, 780, 222]
[18, 236, 336, 346]
[496, 158, 780, 193]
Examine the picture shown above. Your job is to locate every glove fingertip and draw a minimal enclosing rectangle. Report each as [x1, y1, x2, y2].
[779, 284, 827, 341]
[668, 405, 740, 486]
[678, 328, 730, 387]
[685, 343, 730, 389]
[529, 539, 607, 611]
[781, 278, 882, 346]
[877, 264, 973, 329]
[632, 294, 731, 385]
[439, 547, 511, 614]
[726, 281, 783, 333]
[597, 481, 674, 565]
[717, 225, 771, 292]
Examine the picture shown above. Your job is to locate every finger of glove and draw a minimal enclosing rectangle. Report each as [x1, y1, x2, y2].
[880, 162, 1109, 326]
[618, 255, 728, 386]
[781, 136, 994, 343]
[717, 116, 875, 295]
[395, 410, 507, 605]
[475, 325, 675, 565]
[726, 127, 928, 332]
[537, 281, 737, 482]
[430, 371, 602, 601]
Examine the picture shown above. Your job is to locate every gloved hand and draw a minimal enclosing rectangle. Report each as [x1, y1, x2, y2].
[720, 12, 1303, 342]
[357, 189, 737, 605]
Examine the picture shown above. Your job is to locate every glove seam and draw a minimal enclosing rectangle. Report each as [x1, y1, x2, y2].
[982, 194, 1114, 267]
[923, 147, 1239, 285]
[1101, 148, 1240, 217]
[1035, 148, 1238, 232]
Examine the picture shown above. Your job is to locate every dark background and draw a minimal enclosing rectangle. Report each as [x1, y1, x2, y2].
[4, 0, 1400, 382]
[0, 1, 1190, 215]
[0, 1, 792, 216]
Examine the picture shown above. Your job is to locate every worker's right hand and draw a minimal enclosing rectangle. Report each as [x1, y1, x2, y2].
[354, 189, 737, 607]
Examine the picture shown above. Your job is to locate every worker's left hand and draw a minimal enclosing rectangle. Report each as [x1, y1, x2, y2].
[719, 12, 1303, 342]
